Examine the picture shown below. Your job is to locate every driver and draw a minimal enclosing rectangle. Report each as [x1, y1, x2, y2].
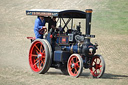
[48, 16, 58, 33]
[34, 16, 45, 39]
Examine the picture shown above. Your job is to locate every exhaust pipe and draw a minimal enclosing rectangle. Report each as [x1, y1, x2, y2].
[85, 9, 93, 42]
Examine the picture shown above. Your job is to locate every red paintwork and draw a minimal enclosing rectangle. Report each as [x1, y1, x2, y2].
[89, 56, 102, 77]
[27, 37, 36, 40]
[62, 38, 66, 42]
[68, 55, 80, 77]
[39, 26, 47, 34]
[50, 35, 53, 38]
[29, 41, 45, 72]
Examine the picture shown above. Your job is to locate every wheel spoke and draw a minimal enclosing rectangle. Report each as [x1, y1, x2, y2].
[96, 58, 97, 64]
[76, 58, 78, 63]
[33, 60, 40, 67]
[71, 67, 73, 70]
[95, 70, 98, 75]
[69, 62, 72, 67]
[71, 59, 74, 64]
[40, 45, 43, 53]
[99, 65, 102, 68]
[35, 45, 40, 52]
[31, 54, 38, 57]
[99, 69, 101, 73]
[35, 58, 39, 62]
[36, 50, 39, 54]
[39, 60, 41, 69]
[42, 50, 45, 53]
[34, 57, 42, 64]
[76, 61, 80, 64]
[75, 61, 80, 68]
[74, 68, 78, 74]
[94, 69, 97, 73]
[93, 60, 96, 64]
[69, 65, 73, 72]
[41, 55, 45, 59]
[40, 59, 45, 65]
[77, 65, 80, 68]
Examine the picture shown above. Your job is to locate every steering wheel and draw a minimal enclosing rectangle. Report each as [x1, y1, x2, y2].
[39, 26, 47, 35]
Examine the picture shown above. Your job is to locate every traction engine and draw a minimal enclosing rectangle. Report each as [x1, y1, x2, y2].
[27, 9, 105, 78]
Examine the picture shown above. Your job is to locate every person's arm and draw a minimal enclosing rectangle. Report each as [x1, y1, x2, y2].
[34, 19, 44, 31]
[51, 21, 59, 30]
[51, 25, 57, 29]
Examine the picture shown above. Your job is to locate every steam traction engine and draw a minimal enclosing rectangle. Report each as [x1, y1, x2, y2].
[26, 9, 105, 78]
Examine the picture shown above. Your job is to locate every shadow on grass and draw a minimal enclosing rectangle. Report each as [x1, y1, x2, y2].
[47, 71, 128, 79]
[46, 71, 64, 75]
[102, 73, 128, 79]
[81, 72, 128, 79]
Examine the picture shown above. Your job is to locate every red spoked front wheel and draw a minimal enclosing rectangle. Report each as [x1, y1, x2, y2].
[89, 55, 105, 78]
[67, 54, 83, 78]
[29, 39, 51, 74]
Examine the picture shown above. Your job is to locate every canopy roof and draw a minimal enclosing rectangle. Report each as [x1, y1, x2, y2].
[26, 9, 87, 18]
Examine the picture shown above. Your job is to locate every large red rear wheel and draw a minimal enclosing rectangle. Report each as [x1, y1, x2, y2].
[67, 54, 83, 78]
[29, 39, 51, 74]
[89, 55, 105, 78]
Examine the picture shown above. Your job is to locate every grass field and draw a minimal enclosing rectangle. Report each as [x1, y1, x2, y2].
[0, 0, 128, 85]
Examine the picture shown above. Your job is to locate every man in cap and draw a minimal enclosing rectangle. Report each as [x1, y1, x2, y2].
[34, 16, 45, 39]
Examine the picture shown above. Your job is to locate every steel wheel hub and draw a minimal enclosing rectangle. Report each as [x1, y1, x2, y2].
[71, 64, 75, 68]
[37, 54, 42, 58]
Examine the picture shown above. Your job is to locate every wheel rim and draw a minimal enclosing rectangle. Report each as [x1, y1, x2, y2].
[68, 55, 80, 77]
[29, 41, 45, 72]
[90, 56, 103, 77]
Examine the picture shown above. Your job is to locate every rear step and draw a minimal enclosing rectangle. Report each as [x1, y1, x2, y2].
[27, 37, 36, 43]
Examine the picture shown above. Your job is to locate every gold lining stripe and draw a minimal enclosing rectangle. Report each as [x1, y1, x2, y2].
[86, 10, 93, 13]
